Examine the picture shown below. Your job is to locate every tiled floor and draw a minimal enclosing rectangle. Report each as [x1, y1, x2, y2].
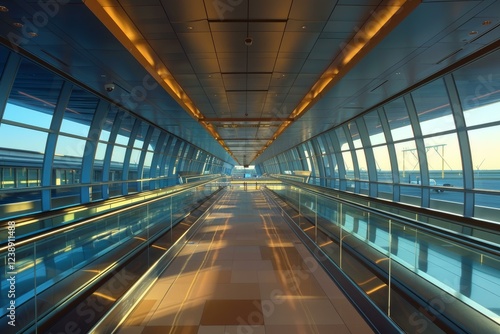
[117, 188, 375, 334]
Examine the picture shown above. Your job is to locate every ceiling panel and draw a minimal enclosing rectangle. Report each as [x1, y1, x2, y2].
[3, 0, 498, 167]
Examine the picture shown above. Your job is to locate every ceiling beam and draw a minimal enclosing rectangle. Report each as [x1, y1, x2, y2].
[201, 117, 292, 122]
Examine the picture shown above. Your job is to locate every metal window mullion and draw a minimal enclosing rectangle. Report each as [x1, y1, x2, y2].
[41, 81, 73, 211]
[80, 100, 109, 203]
[149, 132, 167, 189]
[0, 52, 22, 122]
[321, 132, 337, 188]
[136, 125, 154, 191]
[158, 135, 173, 187]
[343, 125, 360, 193]
[122, 119, 142, 195]
[404, 94, 430, 207]
[357, 117, 377, 197]
[311, 139, 325, 186]
[328, 130, 346, 191]
[101, 110, 125, 200]
[378, 107, 400, 201]
[184, 145, 195, 172]
[162, 136, 175, 179]
[444, 74, 474, 217]
[167, 140, 183, 185]
[176, 142, 188, 174]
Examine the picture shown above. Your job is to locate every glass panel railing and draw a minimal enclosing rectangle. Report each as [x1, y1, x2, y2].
[0, 176, 222, 240]
[267, 182, 500, 333]
[0, 179, 225, 333]
[271, 175, 500, 246]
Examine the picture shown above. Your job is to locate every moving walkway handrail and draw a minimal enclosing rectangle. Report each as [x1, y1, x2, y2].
[271, 177, 500, 257]
[260, 187, 403, 333]
[89, 186, 230, 333]
[262, 185, 500, 333]
[0, 176, 224, 250]
[271, 175, 500, 232]
[0, 179, 225, 333]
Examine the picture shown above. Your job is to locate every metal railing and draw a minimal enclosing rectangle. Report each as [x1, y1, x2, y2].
[264, 181, 500, 333]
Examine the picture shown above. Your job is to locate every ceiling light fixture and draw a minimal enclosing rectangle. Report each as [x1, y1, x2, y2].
[254, 0, 419, 163]
[84, 0, 231, 160]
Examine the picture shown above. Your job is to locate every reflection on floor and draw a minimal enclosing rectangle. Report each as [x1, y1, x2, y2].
[117, 188, 374, 334]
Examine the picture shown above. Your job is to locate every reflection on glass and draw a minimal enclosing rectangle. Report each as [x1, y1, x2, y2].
[335, 126, 349, 151]
[468, 125, 500, 191]
[373, 145, 392, 182]
[394, 140, 420, 183]
[355, 149, 368, 180]
[0, 124, 47, 152]
[6, 58, 63, 128]
[454, 51, 500, 125]
[424, 133, 463, 188]
[412, 78, 454, 135]
[364, 110, 386, 146]
[55, 135, 86, 159]
[111, 145, 126, 163]
[348, 121, 362, 149]
[3, 103, 53, 129]
[342, 151, 355, 180]
[60, 87, 98, 137]
[385, 97, 413, 141]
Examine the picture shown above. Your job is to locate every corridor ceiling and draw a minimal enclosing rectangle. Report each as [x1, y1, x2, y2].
[1, 0, 499, 166]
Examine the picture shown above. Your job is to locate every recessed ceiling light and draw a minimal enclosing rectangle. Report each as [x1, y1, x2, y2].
[13, 22, 23, 28]
[469, 30, 478, 35]
[482, 20, 492, 26]
[28, 31, 38, 37]
[0, 6, 9, 12]
[302, 25, 307, 29]
[187, 26, 193, 30]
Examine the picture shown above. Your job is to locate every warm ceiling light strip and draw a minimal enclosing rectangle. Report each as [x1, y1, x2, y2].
[254, 0, 421, 162]
[84, 0, 230, 157]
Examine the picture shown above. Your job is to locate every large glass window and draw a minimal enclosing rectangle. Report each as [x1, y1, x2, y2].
[412, 78, 455, 136]
[348, 121, 362, 149]
[0, 124, 47, 153]
[454, 51, 500, 127]
[394, 140, 420, 185]
[385, 97, 414, 141]
[364, 110, 386, 145]
[468, 125, 500, 191]
[424, 133, 463, 188]
[60, 87, 98, 137]
[3, 59, 64, 129]
[3, 103, 53, 129]
[373, 145, 392, 183]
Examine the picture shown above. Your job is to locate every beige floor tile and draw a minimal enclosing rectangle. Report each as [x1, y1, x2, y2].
[200, 299, 263, 326]
[265, 324, 352, 334]
[142, 325, 199, 334]
[232, 259, 274, 271]
[197, 325, 226, 334]
[262, 298, 343, 325]
[147, 299, 206, 326]
[123, 299, 157, 326]
[191, 283, 261, 300]
[223, 325, 266, 334]
[257, 270, 279, 284]
[231, 270, 260, 283]
[195, 269, 232, 285]
[118, 189, 374, 334]
[115, 326, 144, 334]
